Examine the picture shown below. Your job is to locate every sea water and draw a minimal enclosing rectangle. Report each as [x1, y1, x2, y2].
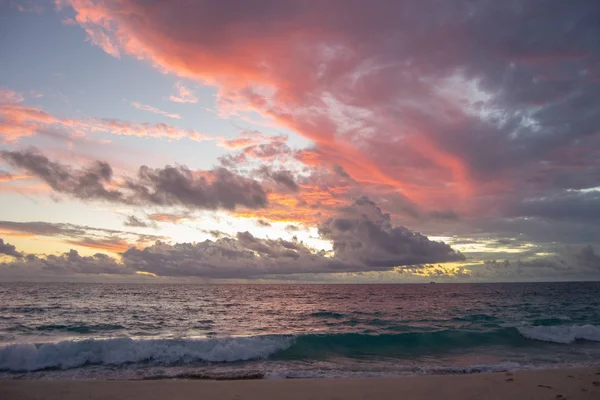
[1, 282, 599, 379]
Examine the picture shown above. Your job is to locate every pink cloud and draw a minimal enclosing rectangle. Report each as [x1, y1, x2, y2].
[0, 92, 210, 142]
[169, 81, 198, 104]
[130, 101, 181, 119]
[60, 1, 600, 219]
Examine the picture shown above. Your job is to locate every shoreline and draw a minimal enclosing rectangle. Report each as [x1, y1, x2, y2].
[2, 367, 600, 400]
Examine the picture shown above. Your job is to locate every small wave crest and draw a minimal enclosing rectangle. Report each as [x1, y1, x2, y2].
[34, 324, 125, 333]
[309, 311, 345, 319]
[0, 336, 293, 372]
[517, 324, 600, 344]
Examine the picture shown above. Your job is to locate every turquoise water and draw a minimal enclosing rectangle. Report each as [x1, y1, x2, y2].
[1, 282, 599, 379]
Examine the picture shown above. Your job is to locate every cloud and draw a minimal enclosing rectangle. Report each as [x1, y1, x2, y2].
[65, 237, 132, 253]
[127, 165, 268, 210]
[120, 197, 463, 279]
[121, 196, 464, 278]
[429, 210, 460, 221]
[2, 250, 131, 278]
[124, 215, 151, 228]
[0, 221, 88, 237]
[5, 1, 600, 280]
[218, 137, 292, 168]
[218, 131, 267, 150]
[514, 190, 600, 221]
[0, 170, 29, 183]
[256, 165, 299, 192]
[0, 89, 24, 104]
[147, 212, 191, 224]
[2, 149, 269, 211]
[131, 101, 181, 119]
[233, 165, 361, 226]
[0, 220, 164, 253]
[469, 245, 600, 281]
[0, 238, 23, 258]
[169, 81, 198, 104]
[0, 92, 60, 141]
[319, 197, 464, 268]
[0, 196, 464, 280]
[59, 0, 600, 234]
[2, 150, 122, 202]
[0, 92, 209, 142]
[218, 131, 287, 151]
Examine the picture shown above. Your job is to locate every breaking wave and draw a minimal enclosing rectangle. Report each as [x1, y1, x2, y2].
[516, 324, 600, 344]
[0, 336, 293, 372]
[2, 325, 600, 372]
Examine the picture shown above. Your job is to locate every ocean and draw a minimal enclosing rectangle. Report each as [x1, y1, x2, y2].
[1, 282, 600, 380]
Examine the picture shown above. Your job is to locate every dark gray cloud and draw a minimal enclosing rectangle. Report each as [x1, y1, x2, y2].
[127, 165, 268, 210]
[1, 150, 123, 201]
[513, 190, 600, 221]
[0, 220, 164, 251]
[0, 238, 22, 258]
[319, 197, 465, 268]
[119, 236, 330, 279]
[256, 165, 299, 192]
[468, 245, 600, 281]
[2, 150, 269, 210]
[0, 221, 87, 237]
[124, 215, 151, 228]
[3, 250, 131, 277]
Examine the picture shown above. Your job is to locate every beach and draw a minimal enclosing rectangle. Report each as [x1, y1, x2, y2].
[2, 367, 600, 400]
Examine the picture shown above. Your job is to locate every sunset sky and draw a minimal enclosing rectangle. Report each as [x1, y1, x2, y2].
[1, 0, 599, 282]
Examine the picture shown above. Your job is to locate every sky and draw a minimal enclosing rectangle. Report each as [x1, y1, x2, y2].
[0, 0, 599, 283]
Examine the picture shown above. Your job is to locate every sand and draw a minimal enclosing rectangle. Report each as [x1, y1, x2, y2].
[1, 367, 600, 400]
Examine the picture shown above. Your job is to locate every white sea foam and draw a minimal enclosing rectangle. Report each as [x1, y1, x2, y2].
[0, 336, 293, 372]
[517, 324, 600, 344]
[265, 361, 526, 379]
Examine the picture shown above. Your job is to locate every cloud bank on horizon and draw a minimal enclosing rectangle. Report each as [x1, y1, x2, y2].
[0, 0, 599, 281]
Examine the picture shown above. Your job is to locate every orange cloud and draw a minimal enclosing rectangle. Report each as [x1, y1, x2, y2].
[235, 179, 354, 225]
[0, 172, 30, 183]
[66, 238, 132, 253]
[147, 213, 190, 224]
[0, 230, 37, 238]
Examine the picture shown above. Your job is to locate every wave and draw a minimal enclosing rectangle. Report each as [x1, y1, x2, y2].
[0, 336, 293, 372]
[2, 325, 600, 372]
[272, 329, 529, 360]
[309, 311, 346, 319]
[265, 362, 526, 379]
[517, 324, 600, 344]
[34, 324, 125, 333]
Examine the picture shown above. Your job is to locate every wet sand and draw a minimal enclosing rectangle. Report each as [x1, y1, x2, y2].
[2, 367, 600, 399]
